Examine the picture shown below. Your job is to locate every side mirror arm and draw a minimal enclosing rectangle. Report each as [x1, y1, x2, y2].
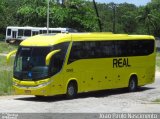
[45, 49, 61, 66]
[6, 50, 17, 64]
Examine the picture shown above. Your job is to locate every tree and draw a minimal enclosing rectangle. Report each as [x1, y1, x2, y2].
[2, 0, 160, 37]
[107, 2, 117, 33]
[17, 0, 47, 27]
[92, 0, 102, 32]
[121, 11, 137, 33]
[16, 0, 98, 31]
[116, 3, 137, 34]
[68, 0, 99, 31]
[136, 6, 156, 35]
[0, 0, 22, 34]
[147, 0, 160, 36]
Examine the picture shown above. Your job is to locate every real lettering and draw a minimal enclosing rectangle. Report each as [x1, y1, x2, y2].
[113, 58, 131, 68]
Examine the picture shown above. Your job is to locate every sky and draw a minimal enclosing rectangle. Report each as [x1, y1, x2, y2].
[95, 0, 151, 6]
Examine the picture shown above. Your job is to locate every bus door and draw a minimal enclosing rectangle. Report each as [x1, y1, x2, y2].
[12, 30, 17, 39]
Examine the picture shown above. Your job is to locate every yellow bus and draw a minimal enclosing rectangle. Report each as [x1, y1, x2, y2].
[7, 33, 156, 98]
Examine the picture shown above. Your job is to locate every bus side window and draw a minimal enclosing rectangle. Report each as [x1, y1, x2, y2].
[49, 52, 62, 75]
[40, 30, 43, 34]
[24, 30, 31, 36]
[18, 29, 24, 36]
[43, 30, 47, 34]
[94, 41, 115, 58]
[7, 29, 11, 36]
[49, 42, 69, 76]
[68, 42, 84, 63]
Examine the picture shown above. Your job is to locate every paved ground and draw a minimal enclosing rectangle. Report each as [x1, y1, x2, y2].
[0, 72, 160, 113]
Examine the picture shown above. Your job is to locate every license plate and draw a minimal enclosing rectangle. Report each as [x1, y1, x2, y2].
[25, 90, 31, 94]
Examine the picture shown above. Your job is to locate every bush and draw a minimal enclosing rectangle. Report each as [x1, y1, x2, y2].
[0, 56, 14, 95]
[0, 34, 5, 41]
[0, 41, 18, 53]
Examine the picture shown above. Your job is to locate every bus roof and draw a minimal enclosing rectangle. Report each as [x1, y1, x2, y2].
[6, 26, 72, 31]
[20, 33, 155, 47]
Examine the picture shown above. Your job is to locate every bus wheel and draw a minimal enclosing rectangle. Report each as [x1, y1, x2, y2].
[128, 76, 137, 92]
[66, 81, 77, 98]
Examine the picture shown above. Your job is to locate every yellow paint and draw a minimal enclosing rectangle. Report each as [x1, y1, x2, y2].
[6, 50, 17, 64]
[11, 33, 156, 96]
[45, 49, 61, 65]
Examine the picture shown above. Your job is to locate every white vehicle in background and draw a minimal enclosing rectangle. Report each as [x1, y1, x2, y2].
[5, 26, 77, 43]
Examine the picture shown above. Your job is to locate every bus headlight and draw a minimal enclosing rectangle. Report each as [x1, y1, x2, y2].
[36, 80, 52, 88]
[13, 80, 53, 89]
[13, 82, 18, 86]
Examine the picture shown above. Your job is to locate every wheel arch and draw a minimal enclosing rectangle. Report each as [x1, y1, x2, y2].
[129, 73, 138, 86]
[66, 78, 78, 92]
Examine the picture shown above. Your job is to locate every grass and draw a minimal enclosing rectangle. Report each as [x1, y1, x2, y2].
[0, 41, 18, 53]
[156, 53, 160, 68]
[156, 52, 160, 57]
[154, 53, 160, 103]
[0, 41, 16, 95]
[156, 61, 160, 68]
[0, 70, 13, 95]
[152, 99, 160, 103]
[0, 55, 14, 95]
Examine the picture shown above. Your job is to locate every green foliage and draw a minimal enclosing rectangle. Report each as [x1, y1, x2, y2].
[0, 70, 13, 95]
[136, 6, 156, 35]
[17, 0, 47, 26]
[147, 0, 160, 37]
[63, 0, 98, 31]
[0, 42, 16, 95]
[152, 99, 160, 103]
[0, 0, 160, 36]
[156, 52, 160, 69]
[0, 55, 14, 95]
[0, 0, 22, 35]
[118, 4, 138, 33]
[121, 12, 137, 33]
[156, 60, 160, 69]
[16, 0, 98, 31]
[0, 34, 5, 41]
[0, 42, 18, 53]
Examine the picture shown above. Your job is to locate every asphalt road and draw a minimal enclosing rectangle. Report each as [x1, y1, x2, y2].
[0, 72, 160, 113]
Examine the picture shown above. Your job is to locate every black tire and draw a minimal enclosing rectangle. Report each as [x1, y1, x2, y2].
[66, 82, 77, 98]
[128, 76, 137, 92]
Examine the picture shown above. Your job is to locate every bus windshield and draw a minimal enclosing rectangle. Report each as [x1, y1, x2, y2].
[14, 47, 51, 80]
[14, 42, 69, 81]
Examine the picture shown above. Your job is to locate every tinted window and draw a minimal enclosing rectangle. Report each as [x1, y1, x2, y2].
[32, 31, 39, 36]
[14, 47, 51, 80]
[49, 30, 52, 33]
[68, 40, 154, 64]
[18, 29, 23, 36]
[40, 30, 43, 34]
[49, 42, 69, 76]
[68, 28, 77, 33]
[24, 30, 31, 36]
[52, 30, 61, 33]
[43, 30, 47, 34]
[115, 40, 154, 56]
[7, 29, 11, 36]
[68, 41, 115, 64]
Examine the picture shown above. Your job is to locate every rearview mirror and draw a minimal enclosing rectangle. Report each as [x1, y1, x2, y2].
[6, 50, 17, 64]
[45, 49, 61, 66]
